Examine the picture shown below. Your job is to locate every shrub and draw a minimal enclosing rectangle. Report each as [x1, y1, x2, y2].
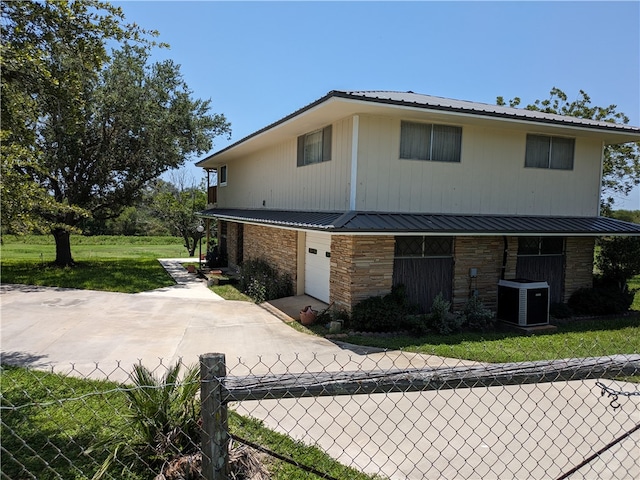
[549, 302, 573, 319]
[238, 258, 293, 303]
[316, 305, 350, 326]
[428, 293, 463, 335]
[568, 280, 635, 316]
[597, 236, 640, 291]
[402, 314, 431, 335]
[91, 362, 201, 478]
[350, 285, 418, 332]
[461, 296, 495, 332]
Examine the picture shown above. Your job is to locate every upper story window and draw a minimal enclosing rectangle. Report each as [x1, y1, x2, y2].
[219, 165, 228, 186]
[400, 121, 462, 163]
[297, 125, 332, 166]
[525, 134, 574, 170]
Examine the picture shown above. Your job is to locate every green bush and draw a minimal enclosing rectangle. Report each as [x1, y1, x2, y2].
[461, 296, 495, 332]
[238, 258, 293, 303]
[597, 236, 640, 290]
[402, 314, 431, 335]
[350, 285, 418, 332]
[568, 279, 635, 316]
[90, 362, 201, 479]
[428, 293, 463, 335]
[549, 302, 573, 319]
[316, 306, 350, 325]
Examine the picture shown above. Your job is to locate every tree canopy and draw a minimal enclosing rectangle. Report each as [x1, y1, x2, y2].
[497, 87, 640, 212]
[1, 0, 230, 265]
[149, 175, 209, 257]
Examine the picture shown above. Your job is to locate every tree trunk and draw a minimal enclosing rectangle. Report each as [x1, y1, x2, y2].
[53, 228, 75, 266]
[182, 232, 196, 257]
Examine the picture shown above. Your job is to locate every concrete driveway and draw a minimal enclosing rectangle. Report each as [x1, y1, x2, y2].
[0, 259, 453, 380]
[1, 259, 638, 479]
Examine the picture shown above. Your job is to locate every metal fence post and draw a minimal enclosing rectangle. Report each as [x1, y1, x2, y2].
[200, 353, 229, 480]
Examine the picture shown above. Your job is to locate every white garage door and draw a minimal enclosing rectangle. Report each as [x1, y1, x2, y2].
[305, 231, 331, 303]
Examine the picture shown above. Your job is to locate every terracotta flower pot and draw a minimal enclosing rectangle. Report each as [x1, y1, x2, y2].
[299, 306, 317, 325]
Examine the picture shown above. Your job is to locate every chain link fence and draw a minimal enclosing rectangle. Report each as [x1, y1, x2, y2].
[2, 350, 639, 479]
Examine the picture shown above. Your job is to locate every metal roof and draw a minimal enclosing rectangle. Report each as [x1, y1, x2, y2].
[339, 91, 640, 133]
[198, 209, 640, 236]
[197, 90, 640, 166]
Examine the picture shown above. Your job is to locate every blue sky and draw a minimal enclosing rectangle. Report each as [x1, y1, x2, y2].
[112, 1, 640, 209]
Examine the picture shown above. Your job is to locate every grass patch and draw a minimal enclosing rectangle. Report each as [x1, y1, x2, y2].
[1, 365, 377, 480]
[337, 317, 640, 363]
[1, 234, 186, 260]
[211, 284, 253, 302]
[629, 274, 640, 311]
[1, 258, 175, 293]
[1, 235, 185, 293]
[1, 365, 131, 480]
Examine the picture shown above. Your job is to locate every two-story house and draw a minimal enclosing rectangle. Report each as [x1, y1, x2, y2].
[197, 90, 640, 313]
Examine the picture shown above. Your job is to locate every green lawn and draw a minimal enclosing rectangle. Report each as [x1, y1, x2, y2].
[1, 234, 187, 260]
[1, 365, 378, 480]
[211, 283, 253, 301]
[1, 235, 186, 293]
[328, 316, 640, 363]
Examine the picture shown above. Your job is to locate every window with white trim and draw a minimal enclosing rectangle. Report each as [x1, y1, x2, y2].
[400, 121, 462, 163]
[525, 134, 574, 170]
[297, 125, 332, 166]
[219, 165, 227, 186]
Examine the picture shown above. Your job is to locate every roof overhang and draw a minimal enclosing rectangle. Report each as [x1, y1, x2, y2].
[197, 209, 640, 236]
[197, 90, 640, 168]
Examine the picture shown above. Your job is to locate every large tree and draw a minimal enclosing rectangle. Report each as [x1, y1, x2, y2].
[497, 87, 640, 212]
[149, 175, 209, 257]
[1, 1, 230, 265]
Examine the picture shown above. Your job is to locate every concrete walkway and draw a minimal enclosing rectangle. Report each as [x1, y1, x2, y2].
[138, 257, 224, 300]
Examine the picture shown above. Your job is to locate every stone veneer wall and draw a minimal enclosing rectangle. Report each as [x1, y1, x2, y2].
[223, 227, 593, 313]
[563, 237, 595, 303]
[331, 235, 396, 312]
[243, 224, 298, 283]
[225, 221, 239, 270]
[452, 236, 518, 311]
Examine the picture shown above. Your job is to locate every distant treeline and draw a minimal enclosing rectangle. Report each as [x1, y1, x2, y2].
[610, 209, 640, 224]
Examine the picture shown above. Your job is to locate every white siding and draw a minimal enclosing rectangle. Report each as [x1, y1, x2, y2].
[354, 116, 602, 216]
[214, 113, 604, 217]
[216, 117, 352, 211]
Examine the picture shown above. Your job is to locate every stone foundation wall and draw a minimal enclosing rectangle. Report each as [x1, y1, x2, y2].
[243, 224, 298, 282]
[331, 235, 395, 312]
[563, 237, 595, 303]
[220, 225, 594, 314]
[226, 221, 239, 269]
[452, 236, 517, 311]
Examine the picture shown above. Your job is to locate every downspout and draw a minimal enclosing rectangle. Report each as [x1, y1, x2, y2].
[597, 140, 605, 215]
[206, 169, 211, 254]
[349, 115, 359, 211]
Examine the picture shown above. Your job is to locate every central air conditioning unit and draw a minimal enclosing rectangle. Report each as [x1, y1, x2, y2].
[497, 279, 549, 326]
